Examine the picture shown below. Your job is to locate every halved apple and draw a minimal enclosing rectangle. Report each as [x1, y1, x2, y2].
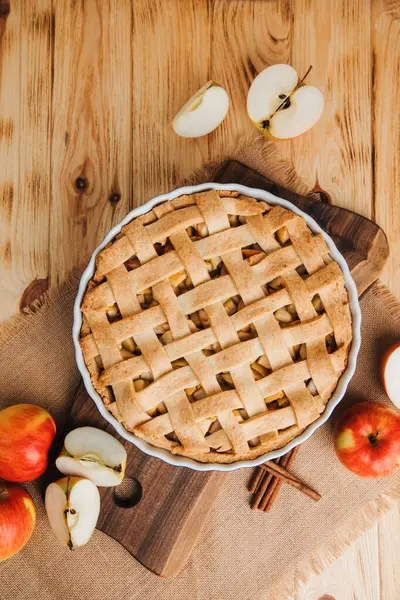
[45, 476, 100, 549]
[173, 81, 229, 138]
[56, 427, 127, 487]
[381, 342, 400, 409]
[247, 64, 324, 140]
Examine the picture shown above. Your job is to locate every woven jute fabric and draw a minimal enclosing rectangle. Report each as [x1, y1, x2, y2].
[1, 139, 399, 599]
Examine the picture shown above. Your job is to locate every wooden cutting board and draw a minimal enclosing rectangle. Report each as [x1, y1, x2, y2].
[57, 160, 388, 579]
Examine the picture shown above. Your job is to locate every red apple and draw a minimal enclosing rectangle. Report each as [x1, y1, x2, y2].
[0, 483, 36, 561]
[0, 404, 56, 482]
[335, 401, 400, 477]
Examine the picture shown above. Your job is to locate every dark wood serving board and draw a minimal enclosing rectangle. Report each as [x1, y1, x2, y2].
[58, 160, 388, 578]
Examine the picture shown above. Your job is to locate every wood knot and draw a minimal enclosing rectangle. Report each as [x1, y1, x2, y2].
[75, 177, 88, 192]
[20, 278, 49, 313]
[0, 1, 10, 18]
[109, 192, 121, 204]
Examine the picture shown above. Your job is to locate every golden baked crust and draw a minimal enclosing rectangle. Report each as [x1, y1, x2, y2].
[80, 190, 352, 463]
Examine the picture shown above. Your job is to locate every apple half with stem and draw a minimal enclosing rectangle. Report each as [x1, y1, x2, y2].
[173, 81, 229, 138]
[45, 476, 100, 549]
[247, 64, 324, 140]
[381, 342, 400, 409]
[56, 426, 127, 487]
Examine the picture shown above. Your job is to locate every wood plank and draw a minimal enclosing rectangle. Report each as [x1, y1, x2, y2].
[49, 0, 133, 289]
[131, 0, 210, 205]
[291, 0, 372, 219]
[372, 0, 400, 298]
[0, 0, 52, 321]
[378, 504, 400, 599]
[296, 526, 380, 600]
[210, 0, 292, 164]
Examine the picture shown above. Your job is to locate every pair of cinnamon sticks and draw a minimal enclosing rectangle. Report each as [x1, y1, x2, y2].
[248, 447, 321, 512]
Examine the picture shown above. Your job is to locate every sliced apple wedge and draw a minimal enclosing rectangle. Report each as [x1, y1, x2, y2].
[381, 342, 400, 409]
[56, 426, 127, 487]
[173, 81, 229, 138]
[247, 64, 324, 140]
[45, 476, 100, 549]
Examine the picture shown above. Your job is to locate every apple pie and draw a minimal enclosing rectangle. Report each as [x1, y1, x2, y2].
[79, 189, 352, 463]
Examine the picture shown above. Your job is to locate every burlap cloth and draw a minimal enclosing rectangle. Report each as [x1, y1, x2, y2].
[1, 138, 400, 600]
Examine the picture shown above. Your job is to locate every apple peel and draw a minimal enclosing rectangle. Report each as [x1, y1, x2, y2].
[0, 483, 36, 561]
[334, 401, 400, 478]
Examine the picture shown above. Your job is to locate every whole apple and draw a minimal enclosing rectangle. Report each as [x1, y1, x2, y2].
[0, 404, 56, 482]
[0, 483, 36, 561]
[335, 401, 400, 477]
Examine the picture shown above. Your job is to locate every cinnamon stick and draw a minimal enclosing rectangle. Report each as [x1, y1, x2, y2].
[259, 452, 291, 511]
[260, 460, 301, 482]
[261, 461, 321, 502]
[250, 465, 275, 510]
[248, 466, 264, 494]
[264, 447, 299, 512]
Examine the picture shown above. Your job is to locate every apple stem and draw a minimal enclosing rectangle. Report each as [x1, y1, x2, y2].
[297, 64, 313, 89]
[368, 430, 380, 446]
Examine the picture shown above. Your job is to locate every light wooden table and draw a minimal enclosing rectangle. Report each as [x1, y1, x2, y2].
[0, 1, 399, 598]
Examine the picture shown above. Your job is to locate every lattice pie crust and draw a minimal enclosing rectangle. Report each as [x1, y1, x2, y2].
[80, 190, 352, 463]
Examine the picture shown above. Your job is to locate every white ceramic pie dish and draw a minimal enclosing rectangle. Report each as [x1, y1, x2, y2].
[73, 182, 361, 472]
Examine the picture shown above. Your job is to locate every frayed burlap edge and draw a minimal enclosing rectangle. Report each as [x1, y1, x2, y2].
[179, 133, 311, 197]
[0, 270, 82, 350]
[266, 485, 400, 600]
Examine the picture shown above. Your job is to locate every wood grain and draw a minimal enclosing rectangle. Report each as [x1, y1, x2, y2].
[210, 0, 292, 164]
[50, 0, 133, 289]
[0, 0, 399, 596]
[132, 0, 210, 203]
[291, 0, 373, 219]
[0, 1, 52, 320]
[372, 0, 400, 298]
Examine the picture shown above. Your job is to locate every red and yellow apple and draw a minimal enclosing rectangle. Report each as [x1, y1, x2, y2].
[0, 404, 56, 482]
[0, 483, 36, 561]
[334, 401, 400, 478]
